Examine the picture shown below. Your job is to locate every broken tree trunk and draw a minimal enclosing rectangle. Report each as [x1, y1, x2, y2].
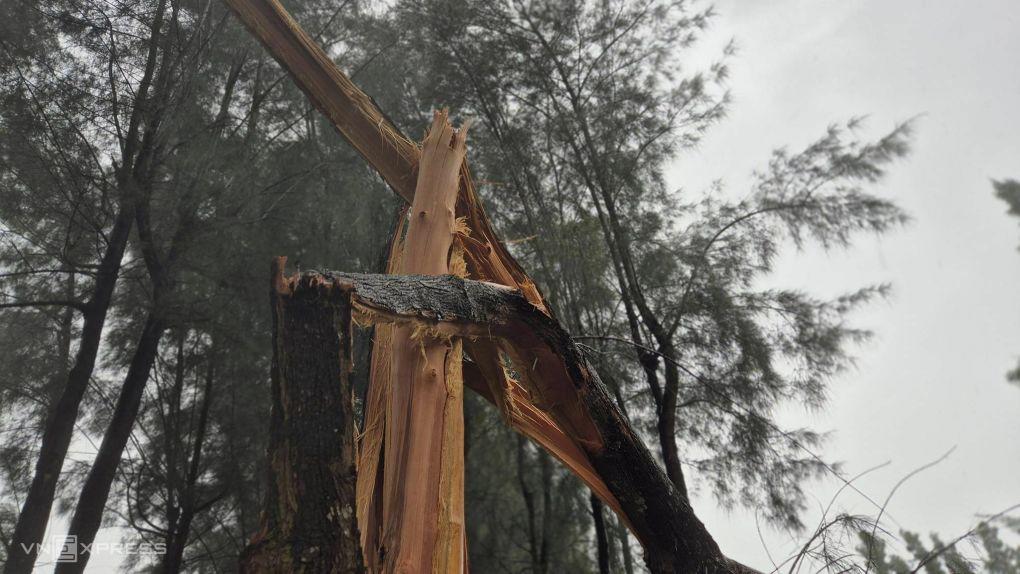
[274, 269, 759, 574]
[355, 208, 405, 572]
[223, 0, 613, 517]
[239, 259, 362, 573]
[376, 110, 468, 573]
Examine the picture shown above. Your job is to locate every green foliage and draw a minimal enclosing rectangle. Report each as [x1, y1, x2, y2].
[857, 519, 1020, 574]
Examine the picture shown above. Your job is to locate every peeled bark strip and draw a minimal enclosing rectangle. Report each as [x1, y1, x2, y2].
[378, 110, 467, 573]
[356, 212, 405, 572]
[240, 259, 362, 574]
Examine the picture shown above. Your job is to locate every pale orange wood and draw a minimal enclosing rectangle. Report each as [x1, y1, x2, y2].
[463, 343, 625, 520]
[380, 110, 467, 573]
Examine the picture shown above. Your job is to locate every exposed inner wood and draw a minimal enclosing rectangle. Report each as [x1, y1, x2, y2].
[355, 209, 405, 572]
[376, 110, 468, 573]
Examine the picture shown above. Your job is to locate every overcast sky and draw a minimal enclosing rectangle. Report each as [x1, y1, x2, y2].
[674, 0, 1020, 567]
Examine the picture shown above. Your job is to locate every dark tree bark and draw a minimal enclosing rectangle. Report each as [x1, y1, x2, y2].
[160, 351, 218, 574]
[238, 261, 362, 573]
[592, 494, 612, 574]
[537, 451, 553, 574]
[515, 437, 552, 574]
[516, 436, 542, 574]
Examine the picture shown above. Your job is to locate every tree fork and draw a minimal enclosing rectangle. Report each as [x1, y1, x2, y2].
[239, 259, 363, 573]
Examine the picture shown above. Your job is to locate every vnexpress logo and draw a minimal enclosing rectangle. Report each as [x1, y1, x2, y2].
[18, 535, 81, 562]
[18, 536, 166, 560]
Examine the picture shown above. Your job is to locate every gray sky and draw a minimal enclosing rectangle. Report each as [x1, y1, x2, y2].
[672, 0, 1020, 567]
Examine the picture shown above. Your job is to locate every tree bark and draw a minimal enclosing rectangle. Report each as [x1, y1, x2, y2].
[239, 259, 362, 573]
[592, 494, 611, 574]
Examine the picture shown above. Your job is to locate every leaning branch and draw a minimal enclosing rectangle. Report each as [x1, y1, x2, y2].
[221, 0, 418, 200]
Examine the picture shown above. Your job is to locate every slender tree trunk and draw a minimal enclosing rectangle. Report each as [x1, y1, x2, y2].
[537, 451, 552, 574]
[159, 346, 217, 574]
[239, 260, 362, 573]
[614, 516, 635, 574]
[55, 313, 166, 573]
[161, 509, 194, 574]
[592, 494, 611, 574]
[46, 272, 76, 402]
[2, 203, 133, 574]
[160, 332, 187, 565]
[3, 0, 171, 566]
[516, 437, 541, 574]
[658, 352, 687, 498]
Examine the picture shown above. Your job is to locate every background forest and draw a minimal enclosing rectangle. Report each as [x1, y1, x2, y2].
[0, 0, 1017, 572]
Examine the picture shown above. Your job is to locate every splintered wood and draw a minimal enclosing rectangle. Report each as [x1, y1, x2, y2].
[359, 110, 468, 573]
